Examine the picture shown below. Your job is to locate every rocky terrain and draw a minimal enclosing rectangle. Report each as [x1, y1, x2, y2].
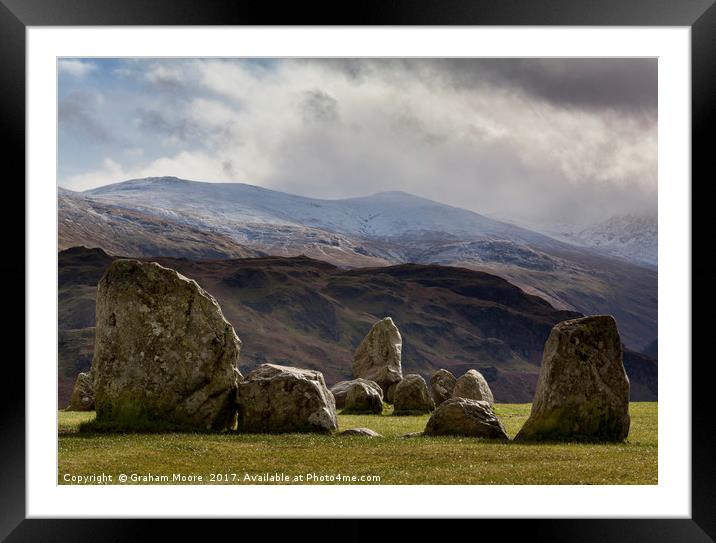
[58, 178, 658, 351]
[58, 246, 657, 408]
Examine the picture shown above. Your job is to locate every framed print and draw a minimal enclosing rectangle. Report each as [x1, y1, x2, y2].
[4, 0, 712, 540]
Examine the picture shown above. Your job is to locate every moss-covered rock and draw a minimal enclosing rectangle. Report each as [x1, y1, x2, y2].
[329, 378, 382, 409]
[424, 397, 508, 439]
[236, 364, 337, 434]
[68, 371, 94, 411]
[393, 374, 434, 415]
[352, 317, 403, 394]
[452, 369, 494, 405]
[343, 380, 384, 414]
[430, 368, 457, 406]
[515, 315, 630, 442]
[91, 259, 242, 431]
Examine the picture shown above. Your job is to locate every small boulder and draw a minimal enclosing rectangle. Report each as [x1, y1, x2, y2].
[452, 369, 495, 405]
[69, 372, 94, 411]
[430, 369, 456, 406]
[92, 259, 242, 430]
[236, 364, 338, 434]
[515, 315, 630, 442]
[330, 378, 383, 409]
[343, 381, 384, 414]
[393, 374, 435, 415]
[340, 428, 383, 437]
[424, 398, 508, 439]
[352, 317, 403, 394]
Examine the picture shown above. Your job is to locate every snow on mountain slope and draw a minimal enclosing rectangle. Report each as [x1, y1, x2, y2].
[69, 176, 657, 350]
[84, 177, 567, 250]
[555, 214, 657, 268]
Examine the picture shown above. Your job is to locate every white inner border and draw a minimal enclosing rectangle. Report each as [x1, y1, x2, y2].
[27, 27, 691, 518]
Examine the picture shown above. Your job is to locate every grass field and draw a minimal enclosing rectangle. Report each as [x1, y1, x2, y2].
[58, 402, 657, 485]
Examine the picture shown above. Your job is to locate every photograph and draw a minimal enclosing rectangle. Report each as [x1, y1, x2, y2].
[56, 56, 658, 486]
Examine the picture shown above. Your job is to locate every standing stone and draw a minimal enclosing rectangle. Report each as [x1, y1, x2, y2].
[452, 369, 495, 405]
[352, 317, 403, 394]
[69, 372, 94, 411]
[424, 398, 509, 440]
[330, 378, 383, 409]
[393, 374, 435, 415]
[92, 259, 242, 430]
[430, 369, 457, 406]
[343, 380, 384, 414]
[236, 364, 338, 434]
[515, 315, 630, 442]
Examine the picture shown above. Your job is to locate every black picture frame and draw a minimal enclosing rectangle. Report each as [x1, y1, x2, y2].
[4, 0, 711, 540]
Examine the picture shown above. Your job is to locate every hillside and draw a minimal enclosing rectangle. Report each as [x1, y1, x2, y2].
[59, 177, 658, 351]
[59, 188, 263, 260]
[58, 247, 657, 408]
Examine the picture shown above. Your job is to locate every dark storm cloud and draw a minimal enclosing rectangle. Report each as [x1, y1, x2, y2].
[440, 58, 658, 114]
[316, 58, 657, 115]
[59, 91, 113, 142]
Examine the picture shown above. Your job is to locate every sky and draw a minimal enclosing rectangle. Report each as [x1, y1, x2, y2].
[58, 58, 657, 230]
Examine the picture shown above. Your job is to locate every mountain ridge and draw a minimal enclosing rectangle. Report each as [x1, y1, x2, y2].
[58, 176, 657, 350]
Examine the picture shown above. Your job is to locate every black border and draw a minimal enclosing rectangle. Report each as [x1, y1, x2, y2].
[4, 0, 712, 540]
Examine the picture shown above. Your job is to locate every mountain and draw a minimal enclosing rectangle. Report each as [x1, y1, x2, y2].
[59, 188, 263, 260]
[552, 214, 657, 268]
[59, 177, 657, 350]
[57, 247, 657, 408]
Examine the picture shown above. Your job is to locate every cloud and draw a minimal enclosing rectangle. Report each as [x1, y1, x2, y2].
[59, 90, 113, 142]
[316, 58, 658, 115]
[58, 59, 96, 77]
[58, 58, 657, 228]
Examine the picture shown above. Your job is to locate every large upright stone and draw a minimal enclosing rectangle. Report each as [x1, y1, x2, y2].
[515, 315, 630, 442]
[430, 369, 457, 406]
[424, 398, 508, 440]
[330, 378, 383, 409]
[92, 259, 242, 430]
[393, 374, 435, 415]
[236, 364, 338, 434]
[452, 369, 495, 405]
[69, 371, 94, 411]
[352, 317, 403, 394]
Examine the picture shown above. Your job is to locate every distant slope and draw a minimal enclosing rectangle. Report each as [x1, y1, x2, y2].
[64, 177, 657, 350]
[57, 247, 657, 408]
[59, 188, 264, 260]
[553, 214, 657, 268]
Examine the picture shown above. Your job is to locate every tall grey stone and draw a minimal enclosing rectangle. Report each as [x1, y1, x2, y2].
[92, 259, 242, 430]
[452, 369, 495, 405]
[352, 317, 403, 394]
[430, 369, 456, 406]
[515, 315, 630, 442]
[424, 398, 509, 440]
[393, 374, 435, 415]
[236, 364, 338, 434]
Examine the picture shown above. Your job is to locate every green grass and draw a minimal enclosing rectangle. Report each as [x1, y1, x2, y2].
[58, 402, 657, 485]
